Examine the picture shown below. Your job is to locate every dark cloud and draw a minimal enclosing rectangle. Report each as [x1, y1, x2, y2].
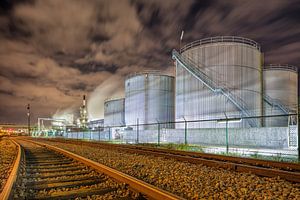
[0, 0, 299, 124]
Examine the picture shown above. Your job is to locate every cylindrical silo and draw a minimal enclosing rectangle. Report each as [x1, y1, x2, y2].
[104, 98, 125, 127]
[125, 72, 175, 129]
[175, 36, 263, 128]
[263, 65, 298, 127]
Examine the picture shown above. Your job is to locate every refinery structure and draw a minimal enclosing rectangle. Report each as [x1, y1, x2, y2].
[36, 36, 298, 152]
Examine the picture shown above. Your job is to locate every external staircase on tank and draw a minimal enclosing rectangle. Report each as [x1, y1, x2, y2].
[263, 94, 290, 114]
[172, 49, 259, 127]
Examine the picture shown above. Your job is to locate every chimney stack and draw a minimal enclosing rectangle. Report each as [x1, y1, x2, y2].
[83, 95, 86, 106]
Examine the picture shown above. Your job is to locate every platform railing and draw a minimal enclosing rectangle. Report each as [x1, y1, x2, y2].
[180, 36, 261, 53]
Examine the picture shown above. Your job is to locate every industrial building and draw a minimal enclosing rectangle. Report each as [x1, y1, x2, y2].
[125, 72, 175, 129]
[173, 36, 263, 128]
[88, 119, 104, 130]
[63, 36, 298, 151]
[101, 36, 298, 130]
[263, 64, 298, 127]
[104, 98, 125, 127]
[75, 36, 297, 132]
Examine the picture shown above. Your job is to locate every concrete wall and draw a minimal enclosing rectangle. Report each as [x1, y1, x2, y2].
[65, 127, 288, 149]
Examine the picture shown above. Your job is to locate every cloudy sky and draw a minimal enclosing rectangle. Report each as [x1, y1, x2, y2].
[0, 0, 299, 124]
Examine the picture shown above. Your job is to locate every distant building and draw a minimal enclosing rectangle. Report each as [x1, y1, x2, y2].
[88, 119, 104, 130]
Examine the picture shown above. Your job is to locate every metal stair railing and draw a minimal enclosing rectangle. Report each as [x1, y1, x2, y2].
[172, 49, 258, 127]
[263, 94, 290, 114]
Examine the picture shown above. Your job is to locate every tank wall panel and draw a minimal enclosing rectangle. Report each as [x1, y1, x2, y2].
[125, 74, 175, 129]
[104, 98, 125, 126]
[264, 68, 298, 126]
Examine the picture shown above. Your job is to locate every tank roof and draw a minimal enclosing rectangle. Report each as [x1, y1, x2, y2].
[125, 71, 175, 80]
[104, 97, 125, 103]
[181, 36, 260, 53]
[263, 64, 298, 73]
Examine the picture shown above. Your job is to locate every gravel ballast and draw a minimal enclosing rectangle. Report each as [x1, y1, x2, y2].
[38, 139, 300, 199]
[0, 138, 17, 192]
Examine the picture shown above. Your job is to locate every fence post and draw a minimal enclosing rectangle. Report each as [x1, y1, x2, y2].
[109, 127, 111, 141]
[297, 68, 300, 162]
[158, 123, 160, 146]
[184, 118, 187, 145]
[137, 118, 139, 144]
[226, 120, 229, 154]
[98, 127, 100, 141]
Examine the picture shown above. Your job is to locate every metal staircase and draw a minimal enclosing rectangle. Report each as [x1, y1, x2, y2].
[172, 49, 259, 127]
[263, 94, 290, 114]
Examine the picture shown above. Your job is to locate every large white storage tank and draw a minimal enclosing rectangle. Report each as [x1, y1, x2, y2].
[125, 72, 175, 129]
[104, 98, 125, 127]
[175, 36, 263, 128]
[263, 65, 298, 127]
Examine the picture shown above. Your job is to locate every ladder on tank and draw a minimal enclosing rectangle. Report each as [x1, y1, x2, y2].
[172, 49, 258, 127]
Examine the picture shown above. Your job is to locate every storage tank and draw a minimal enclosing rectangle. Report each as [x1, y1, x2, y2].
[174, 36, 263, 128]
[125, 72, 175, 129]
[104, 98, 125, 127]
[263, 64, 298, 127]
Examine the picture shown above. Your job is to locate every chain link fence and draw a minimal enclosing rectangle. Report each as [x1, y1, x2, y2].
[39, 114, 298, 162]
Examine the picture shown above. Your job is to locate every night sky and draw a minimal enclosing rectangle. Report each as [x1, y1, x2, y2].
[0, 0, 299, 124]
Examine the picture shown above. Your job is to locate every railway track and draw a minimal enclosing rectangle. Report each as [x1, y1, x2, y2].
[38, 138, 300, 183]
[1, 139, 182, 200]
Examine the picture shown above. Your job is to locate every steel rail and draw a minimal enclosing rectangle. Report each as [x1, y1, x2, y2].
[0, 139, 22, 200]
[20, 139, 183, 200]
[137, 146, 300, 171]
[42, 138, 300, 171]
[39, 139, 300, 182]
[99, 144, 300, 183]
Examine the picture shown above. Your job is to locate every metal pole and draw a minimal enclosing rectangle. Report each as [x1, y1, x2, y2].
[226, 120, 229, 154]
[137, 118, 139, 144]
[184, 121, 187, 145]
[183, 117, 187, 145]
[109, 127, 111, 141]
[158, 123, 160, 146]
[98, 127, 100, 141]
[297, 69, 300, 162]
[27, 104, 30, 136]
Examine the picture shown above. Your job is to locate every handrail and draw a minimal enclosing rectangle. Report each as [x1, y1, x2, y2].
[172, 49, 258, 127]
[125, 71, 175, 80]
[0, 139, 23, 200]
[263, 64, 298, 73]
[263, 94, 290, 114]
[181, 36, 261, 53]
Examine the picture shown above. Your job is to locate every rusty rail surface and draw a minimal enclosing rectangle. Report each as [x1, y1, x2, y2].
[20, 139, 183, 200]
[0, 139, 22, 200]
[35, 138, 300, 183]
[41, 138, 300, 171]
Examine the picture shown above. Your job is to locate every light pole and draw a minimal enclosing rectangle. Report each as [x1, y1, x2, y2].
[180, 30, 184, 53]
[27, 104, 30, 136]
